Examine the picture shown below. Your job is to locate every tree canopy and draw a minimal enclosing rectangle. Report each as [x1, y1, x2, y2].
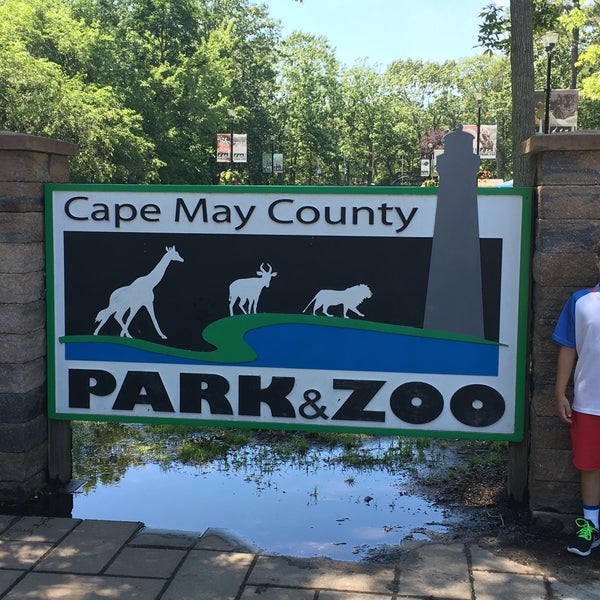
[1, 0, 599, 185]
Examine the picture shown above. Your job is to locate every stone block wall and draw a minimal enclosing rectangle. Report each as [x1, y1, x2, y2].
[523, 132, 600, 520]
[0, 132, 77, 502]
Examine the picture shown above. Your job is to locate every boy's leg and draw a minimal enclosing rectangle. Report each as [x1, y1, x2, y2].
[568, 413, 600, 555]
[581, 470, 600, 528]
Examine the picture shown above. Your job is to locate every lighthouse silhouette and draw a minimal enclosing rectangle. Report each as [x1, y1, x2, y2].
[423, 125, 485, 339]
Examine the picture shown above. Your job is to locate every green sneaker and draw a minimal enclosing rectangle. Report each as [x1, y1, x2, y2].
[567, 518, 600, 557]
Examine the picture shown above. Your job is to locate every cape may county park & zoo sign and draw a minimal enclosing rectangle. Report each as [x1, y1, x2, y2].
[45, 129, 531, 441]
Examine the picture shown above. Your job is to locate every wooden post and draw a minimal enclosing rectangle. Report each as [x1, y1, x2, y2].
[48, 420, 73, 483]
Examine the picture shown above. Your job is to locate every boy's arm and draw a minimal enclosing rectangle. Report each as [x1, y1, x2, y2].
[555, 345, 577, 424]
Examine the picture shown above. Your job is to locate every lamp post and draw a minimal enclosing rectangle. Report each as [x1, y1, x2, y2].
[269, 128, 289, 183]
[541, 31, 559, 134]
[270, 136, 275, 176]
[428, 142, 434, 177]
[227, 109, 236, 167]
[475, 92, 483, 156]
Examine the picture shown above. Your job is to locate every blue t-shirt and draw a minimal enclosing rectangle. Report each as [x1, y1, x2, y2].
[553, 284, 600, 415]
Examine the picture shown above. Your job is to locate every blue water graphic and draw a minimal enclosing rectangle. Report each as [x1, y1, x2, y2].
[64, 322, 499, 376]
[245, 324, 498, 375]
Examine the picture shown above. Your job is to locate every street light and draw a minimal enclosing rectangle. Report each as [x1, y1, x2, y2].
[541, 31, 559, 134]
[427, 142, 434, 177]
[270, 136, 275, 176]
[269, 128, 289, 182]
[227, 109, 236, 167]
[475, 92, 483, 156]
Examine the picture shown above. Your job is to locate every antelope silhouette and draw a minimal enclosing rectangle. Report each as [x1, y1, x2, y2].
[93, 246, 184, 339]
[229, 263, 277, 315]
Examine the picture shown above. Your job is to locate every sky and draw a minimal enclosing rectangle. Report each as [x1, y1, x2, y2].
[261, 0, 510, 67]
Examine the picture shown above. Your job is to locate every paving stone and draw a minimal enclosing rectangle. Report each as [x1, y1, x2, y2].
[550, 578, 600, 600]
[4, 515, 600, 600]
[0, 541, 54, 569]
[470, 545, 545, 575]
[318, 593, 392, 600]
[106, 546, 186, 578]
[0, 569, 22, 594]
[2, 572, 164, 600]
[397, 543, 471, 599]
[239, 586, 315, 599]
[472, 571, 547, 600]
[1, 516, 79, 543]
[196, 527, 257, 553]
[160, 550, 253, 600]
[35, 519, 142, 574]
[0, 515, 17, 533]
[248, 555, 394, 595]
[130, 528, 200, 549]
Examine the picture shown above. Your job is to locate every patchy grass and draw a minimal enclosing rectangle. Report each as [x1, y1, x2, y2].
[416, 440, 509, 507]
[71, 423, 506, 499]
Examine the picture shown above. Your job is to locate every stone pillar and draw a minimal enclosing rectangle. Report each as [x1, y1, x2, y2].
[0, 132, 78, 502]
[523, 132, 600, 523]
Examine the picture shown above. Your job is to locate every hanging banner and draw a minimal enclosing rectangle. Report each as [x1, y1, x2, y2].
[216, 133, 231, 163]
[534, 89, 579, 133]
[263, 152, 284, 174]
[216, 133, 247, 163]
[273, 153, 284, 173]
[45, 182, 531, 441]
[262, 152, 272, 173]
[233, 134, 247, 163]
[463, 124, 498, 159]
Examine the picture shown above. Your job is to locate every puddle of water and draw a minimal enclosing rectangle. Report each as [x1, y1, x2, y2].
[70, 435, 456, 561]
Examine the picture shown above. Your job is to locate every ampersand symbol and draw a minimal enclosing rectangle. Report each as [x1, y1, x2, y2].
[299, 389, 328, 420]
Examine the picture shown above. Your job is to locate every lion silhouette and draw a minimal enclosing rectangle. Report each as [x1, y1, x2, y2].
[303, 284, 372, 318]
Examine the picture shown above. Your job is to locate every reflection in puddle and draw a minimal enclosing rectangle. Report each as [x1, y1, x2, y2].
[71, 432, 457, 561]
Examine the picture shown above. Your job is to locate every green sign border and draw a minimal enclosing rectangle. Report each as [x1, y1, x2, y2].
[45, 184, 532, 441]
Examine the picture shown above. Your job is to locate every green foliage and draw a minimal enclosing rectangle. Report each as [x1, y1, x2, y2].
[421, 178, 438, 188]
[477, 0, 572, 53]
[3, 0, 600, 185]
[276, 31, 342, 184]
[218, 169, 245, 184]
[478, 0, 600, 108]
[180, 436, 232, 463]
[477, 3, 511, 54]
[0, 0, 162, 182]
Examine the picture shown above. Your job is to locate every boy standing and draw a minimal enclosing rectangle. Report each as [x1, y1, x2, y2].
[553, 242, 600, 556]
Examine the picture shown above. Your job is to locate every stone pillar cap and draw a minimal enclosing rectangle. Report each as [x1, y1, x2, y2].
[522, 131, 600, 156]
[0, 131, 79, 156]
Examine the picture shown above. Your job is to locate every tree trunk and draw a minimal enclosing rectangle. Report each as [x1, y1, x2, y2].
[571, 30, 579, 89]
[508, 0, 534, 503]
[570, 0, 580, 89]
[510, 0, 535, 186]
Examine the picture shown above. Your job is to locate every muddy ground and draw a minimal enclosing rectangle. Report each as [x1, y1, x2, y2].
[407, 455, 600, 585]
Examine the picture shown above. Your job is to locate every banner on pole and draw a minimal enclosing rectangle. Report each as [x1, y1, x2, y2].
[232, 134, 247, 163]
[463, 124, 498, 159]
[216, 133, 231, 163]
[534, 89, 579, 133]
[216, 133, 247, 163]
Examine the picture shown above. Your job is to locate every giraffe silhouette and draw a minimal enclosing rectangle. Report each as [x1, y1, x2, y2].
[93, 246, 184, 339]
